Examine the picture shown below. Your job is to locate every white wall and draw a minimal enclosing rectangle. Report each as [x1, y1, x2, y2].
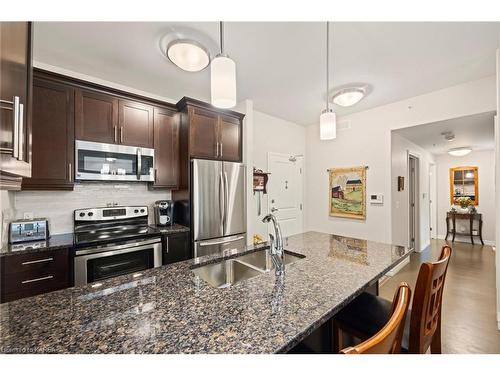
[251, 110, 306, 240]
[14, 183, 170, 235]
[305, 75, 497, 245]
[434, 150, 496, 244]
[495, 49, 500, 330]
[0, 191, 16, 247]
[391, 133, 435, 251]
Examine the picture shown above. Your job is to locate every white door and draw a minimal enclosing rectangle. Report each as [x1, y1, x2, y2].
[267, 153, 303, 237]
[429, 164, 437, 239]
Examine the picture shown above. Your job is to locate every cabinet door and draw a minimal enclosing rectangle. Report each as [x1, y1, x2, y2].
[0, 22, 32, 180]
[75, 89, 118, 144]
[163, 232, 190, 265]
[219, 114, 242, 162]
[189, 107, 218, 159]
[22, 78, 75, 190]
[119, 100, 154, 148]
[152, 107, 179, 188]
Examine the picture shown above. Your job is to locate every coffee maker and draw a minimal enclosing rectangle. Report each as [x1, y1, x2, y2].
[154, 200, 174, 226]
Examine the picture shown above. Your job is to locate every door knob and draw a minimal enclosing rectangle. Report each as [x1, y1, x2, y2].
[271, 207, 278, 213]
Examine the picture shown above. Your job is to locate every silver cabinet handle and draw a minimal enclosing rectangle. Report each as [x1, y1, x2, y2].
[224, 171, 229, 231]
[215, 142, 219, 157]
[220, 142, 223, 158]
[114, 126, 118, 143]
[22, 257, 54, 265]
[18, 103, 24, 160]
[12, 96, 20, 159]
[120, 127, 124, 143]
[68, 162, 72, 182]
[136, 148, 142, 180]
[199, 236, 245, 247]
[21, 275, 54, 284]
[166, 236, 169, 253]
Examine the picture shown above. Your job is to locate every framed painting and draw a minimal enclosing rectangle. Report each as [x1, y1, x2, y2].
[329, 166, 366, 220]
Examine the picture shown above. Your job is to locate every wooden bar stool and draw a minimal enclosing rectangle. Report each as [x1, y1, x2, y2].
[334, 245, 452, 354]
[341, 282, 411, 354]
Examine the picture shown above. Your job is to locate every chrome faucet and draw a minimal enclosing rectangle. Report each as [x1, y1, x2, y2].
[262, 213, 285, 275]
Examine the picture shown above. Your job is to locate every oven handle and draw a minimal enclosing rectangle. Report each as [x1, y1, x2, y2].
[75, 237, 161, 256]
[75, 241, 162, 261]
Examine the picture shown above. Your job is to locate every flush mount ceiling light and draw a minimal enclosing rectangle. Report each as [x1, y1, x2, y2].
[448, 147, 472, 157]
[166, 39, 210, 72]
[211, 22, 237, 109]
[332, 87, 366, 107]
[320, 21, 336, 140]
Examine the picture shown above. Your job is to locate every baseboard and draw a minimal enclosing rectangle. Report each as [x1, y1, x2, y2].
[386, 257, 410, 277]
[435, 234, 495, 247]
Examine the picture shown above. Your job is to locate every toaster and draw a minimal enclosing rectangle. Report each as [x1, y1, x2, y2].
[9, 218, 49, 243]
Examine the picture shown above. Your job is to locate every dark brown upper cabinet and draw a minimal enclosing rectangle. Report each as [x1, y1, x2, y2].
[22, 75, 75, 190]
[119, 100, 154, 148]
[75, 88, 118, 144]
[0, 22, 33, 188]
[219, 114, 241, 162]
[177, 97, 244, 162]
[189, 107, 219, 159]
[152, 107, 179, 189]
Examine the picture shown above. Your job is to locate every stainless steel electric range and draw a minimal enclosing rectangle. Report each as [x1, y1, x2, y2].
[73, 206, 162, 286]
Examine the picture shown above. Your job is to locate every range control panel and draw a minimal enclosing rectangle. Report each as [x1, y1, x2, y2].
[74, 206, 148, 221]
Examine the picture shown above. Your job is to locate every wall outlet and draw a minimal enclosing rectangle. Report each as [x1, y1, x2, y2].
[23, 212, 34, 220]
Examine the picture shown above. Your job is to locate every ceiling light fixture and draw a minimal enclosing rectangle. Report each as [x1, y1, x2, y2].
[211, 22, 236, 109]
[448, 147, 472, 157]
[320, 21, 336, 140]
[332, 87, 366, 107]
[166, 39, 210, 72]
[441, 131, 455, 142]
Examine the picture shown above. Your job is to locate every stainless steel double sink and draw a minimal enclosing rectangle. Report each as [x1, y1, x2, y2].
[191, 248, 305, 288]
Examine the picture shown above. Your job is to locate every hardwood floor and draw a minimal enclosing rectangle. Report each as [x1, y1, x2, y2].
[380, 239, 500, 353]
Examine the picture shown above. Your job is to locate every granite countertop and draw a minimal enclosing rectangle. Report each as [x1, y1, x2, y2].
[0, 225, 189, 257]
[0, 233, 74, 257]
[0, 231, 411, 354]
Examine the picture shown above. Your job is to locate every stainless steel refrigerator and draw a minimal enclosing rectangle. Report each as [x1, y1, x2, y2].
[192, 159, 246, 258]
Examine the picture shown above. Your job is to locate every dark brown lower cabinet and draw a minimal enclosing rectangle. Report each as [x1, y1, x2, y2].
[162, 232, 190, 265]
[22, 76, 75, 190]
[152, 107, 179, 189]
[0, 248, 70, 303]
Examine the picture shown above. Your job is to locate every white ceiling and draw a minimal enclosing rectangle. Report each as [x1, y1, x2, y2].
[33, 22, 500, 125]
[394, 111, 496, 155]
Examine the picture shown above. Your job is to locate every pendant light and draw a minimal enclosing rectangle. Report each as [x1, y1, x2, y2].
[320, 21, 336, 140]
[211, 22, 237, 109]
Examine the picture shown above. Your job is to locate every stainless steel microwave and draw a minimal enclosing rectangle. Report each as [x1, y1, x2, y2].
[75, 140, 154, 182]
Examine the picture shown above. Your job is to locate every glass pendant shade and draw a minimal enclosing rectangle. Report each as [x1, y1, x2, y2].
[320, 109, 336, 140]
[210, 54, 236, 109]
[166, 40, 210, 72]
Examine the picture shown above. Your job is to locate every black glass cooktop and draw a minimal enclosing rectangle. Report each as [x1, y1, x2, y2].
[74, 225, 160, 248]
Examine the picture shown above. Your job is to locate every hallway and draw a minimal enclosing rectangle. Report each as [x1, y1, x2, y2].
[380, 239, 500, 353]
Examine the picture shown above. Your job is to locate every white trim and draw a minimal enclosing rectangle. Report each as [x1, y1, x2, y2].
[33, 61, 177, 104]
[434, 234, 495, 247]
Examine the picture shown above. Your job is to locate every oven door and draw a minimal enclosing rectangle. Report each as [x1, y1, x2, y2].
[74, 238, 162, 286]
[75, 140, 154, 181]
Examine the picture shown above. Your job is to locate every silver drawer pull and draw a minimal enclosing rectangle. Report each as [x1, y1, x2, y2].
[21, 275, 54, 284]
[22, 257, 54, 265]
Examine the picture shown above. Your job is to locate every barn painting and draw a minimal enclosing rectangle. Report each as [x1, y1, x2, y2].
[329, 166, 366, 220]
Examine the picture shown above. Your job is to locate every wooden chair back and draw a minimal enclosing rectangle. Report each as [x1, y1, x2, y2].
[341, 282, 411, 354]
[409, 245, 452, 353]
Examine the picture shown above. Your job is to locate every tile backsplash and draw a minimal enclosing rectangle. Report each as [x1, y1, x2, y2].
[13, 182, 171, 235]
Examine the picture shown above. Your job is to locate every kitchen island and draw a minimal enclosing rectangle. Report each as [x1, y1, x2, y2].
[0, 231, 411, 354]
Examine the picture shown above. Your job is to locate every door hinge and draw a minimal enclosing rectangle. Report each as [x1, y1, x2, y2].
[300, 203, 302, 210]
[300, 168, 302, 174]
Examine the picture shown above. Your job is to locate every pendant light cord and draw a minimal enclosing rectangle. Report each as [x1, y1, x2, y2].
[326, 21, 330, 111]
[219, 21, 224, 55]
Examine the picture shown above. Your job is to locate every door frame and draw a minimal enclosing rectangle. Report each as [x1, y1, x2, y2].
[267, 152, 304, 236]
[408, 152, 420, 252]
[429, 163, 437, 240]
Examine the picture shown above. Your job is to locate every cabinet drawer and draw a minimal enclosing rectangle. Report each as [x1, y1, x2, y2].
[1, 249, 70, 303]
[2, 249, 68, 277]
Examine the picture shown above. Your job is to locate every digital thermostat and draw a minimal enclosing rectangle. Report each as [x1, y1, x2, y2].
[369, 194, 384, 205]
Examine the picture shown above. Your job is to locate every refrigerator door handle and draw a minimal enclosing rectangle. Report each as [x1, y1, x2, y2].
[224, 171, 229, 231]
[198, 235, 245, 247]
[219, 170, 225, 233]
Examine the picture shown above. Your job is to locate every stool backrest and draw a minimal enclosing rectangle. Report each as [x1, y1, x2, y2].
[341, 282, 411, 354]
[409, 245, 452, 353]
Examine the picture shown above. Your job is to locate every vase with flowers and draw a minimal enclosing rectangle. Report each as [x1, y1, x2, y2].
[454, 197, 473, 213]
